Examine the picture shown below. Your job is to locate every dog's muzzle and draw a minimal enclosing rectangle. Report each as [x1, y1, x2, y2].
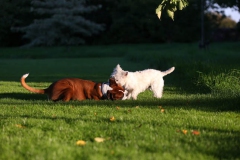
[107, 90, 125, 101]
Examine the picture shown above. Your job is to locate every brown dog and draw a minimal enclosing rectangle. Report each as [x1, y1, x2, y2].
[20, 73, 125, 101]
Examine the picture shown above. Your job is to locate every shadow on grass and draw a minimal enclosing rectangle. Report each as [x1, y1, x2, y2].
[0, 92, 47, 101]
[0, 92, 239, 112]
[181, 125, 240, 160]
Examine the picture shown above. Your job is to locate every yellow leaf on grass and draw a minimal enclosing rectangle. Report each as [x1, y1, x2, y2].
[182, 130, 188, 134]
[94, 137, 105, 143]
[116, 106, 120, 110]
[160, 109, 165, 113]
[192, 130, 200, 135]
[15, 124, 25, 128]
[110, 116, 115, 122]
[76, 140, 86, 146]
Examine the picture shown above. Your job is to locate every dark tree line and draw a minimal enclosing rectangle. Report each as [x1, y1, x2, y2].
[0, 0, 239, 47]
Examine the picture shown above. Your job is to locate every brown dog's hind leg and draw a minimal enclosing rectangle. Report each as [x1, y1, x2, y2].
[92, 96, 100, 100]
[51, 89, 73, 102]
[62, 93, 72, 102]
[61, 89, 74, 102]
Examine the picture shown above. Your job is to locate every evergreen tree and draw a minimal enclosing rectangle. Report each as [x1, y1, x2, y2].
[14, 0, 104, 47]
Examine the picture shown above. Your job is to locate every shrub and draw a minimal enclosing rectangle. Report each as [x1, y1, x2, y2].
[197, 69, 240, 97]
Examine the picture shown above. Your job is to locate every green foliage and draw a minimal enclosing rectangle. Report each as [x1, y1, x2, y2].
[0, 0, 32, 46]
[156, 0, 188, 20]
[0, 45, 126, 59]
[219, 17, 237, 28]
[12, 0, 104, 47]
[0, 0, 239, 46]
[94, 0, 204, 44]
[197, 69, 240, 97]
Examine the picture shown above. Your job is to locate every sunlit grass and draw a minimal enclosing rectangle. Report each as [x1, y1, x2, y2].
[1, 88, 239, 160]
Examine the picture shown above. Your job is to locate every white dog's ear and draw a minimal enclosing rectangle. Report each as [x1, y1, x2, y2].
[116, 64, 122, 71]
[122, 71, 128, 76]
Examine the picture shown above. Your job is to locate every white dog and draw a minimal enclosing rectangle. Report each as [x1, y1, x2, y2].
[110, 64, 175, 100]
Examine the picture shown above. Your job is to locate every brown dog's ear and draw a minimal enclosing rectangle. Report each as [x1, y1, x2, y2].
[109, 78, 118, 87]
[109, 77, 116, 84]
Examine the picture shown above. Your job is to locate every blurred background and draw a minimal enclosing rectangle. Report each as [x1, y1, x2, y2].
[0, 0, 239, 47]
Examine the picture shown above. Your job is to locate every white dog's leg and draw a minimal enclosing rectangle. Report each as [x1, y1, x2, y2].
[151, 79, 164, 98]
[153, 88, 163, 98]
[126, 91, 132, 99]
[131, 91, 141, 100]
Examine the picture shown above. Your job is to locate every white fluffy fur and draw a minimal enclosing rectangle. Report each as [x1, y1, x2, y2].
[101, 83, 112, 97]
[22, 73, 29, 79]
[110, 64, 175, 100]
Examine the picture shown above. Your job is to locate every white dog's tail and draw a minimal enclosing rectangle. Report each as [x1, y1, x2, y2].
[161, 67, 175, 77]
[20, 73, 45, 94]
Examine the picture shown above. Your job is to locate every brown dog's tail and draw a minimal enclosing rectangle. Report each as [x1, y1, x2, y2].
[20, 73, 45, 94]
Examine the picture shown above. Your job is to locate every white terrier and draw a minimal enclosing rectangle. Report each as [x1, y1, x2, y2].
[110, 64, 175, 100]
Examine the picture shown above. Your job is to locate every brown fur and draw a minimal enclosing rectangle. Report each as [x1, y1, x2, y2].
[20, 74, 125, 101]
[107, 78, 126, 100]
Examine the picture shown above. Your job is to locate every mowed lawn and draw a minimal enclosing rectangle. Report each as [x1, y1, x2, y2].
[0, 43, 240, 160]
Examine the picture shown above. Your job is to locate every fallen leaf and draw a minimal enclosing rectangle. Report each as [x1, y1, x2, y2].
[160, 109, 165, 113]
[76, 140, 86, 146]
[15, 124, 25, 128]
[110, 116, 115, 122]
[158, 106, 162, 109]
[94, 137, 105, 143]
[192, 130, 200, 135]
[182, 130, 188, 134]
[135, 106, 139, 108]
[116, 106, 120, 110]
[94, 112, 97, 116]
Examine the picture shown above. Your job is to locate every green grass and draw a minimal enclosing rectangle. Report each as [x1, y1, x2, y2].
[0, 57, 148, 82]
[0, 42, 240, 160]
[197, 69, 240, 97]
